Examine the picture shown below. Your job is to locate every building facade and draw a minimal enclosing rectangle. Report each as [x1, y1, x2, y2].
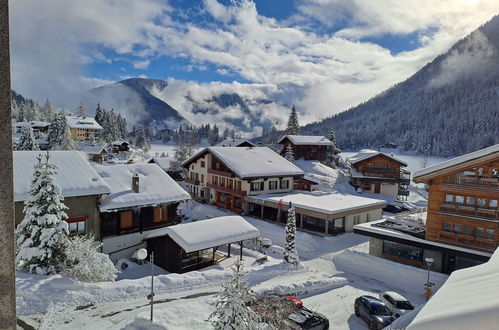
[66, 115, 103, 142]
[277, 135, 338, 162]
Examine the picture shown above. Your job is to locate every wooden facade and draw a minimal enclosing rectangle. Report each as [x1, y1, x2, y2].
[278, 137, 333, 162]
[414, 150, 499, 253]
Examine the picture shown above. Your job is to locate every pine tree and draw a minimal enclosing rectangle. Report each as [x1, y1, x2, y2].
[286, 105, 300, 135]
[283, 203, 299, 265]
[209, 260, 260, 330]
[327, 129, 337, 148]
[15, 152, 69, 275]
[76, 103, 86, 118]
[134, 126, 150, 151]
[284, 145, 294, 162]
[17, 126, 40, 151]
[43, 99, 55, 121]
[17, 102, 28, 122]
[48, 113, 76, 150]
[94, 103, 104, 125]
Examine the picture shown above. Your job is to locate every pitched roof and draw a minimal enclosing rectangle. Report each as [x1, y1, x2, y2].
[149, 156, 172, 171]
[413, 144, 499, 181]
[94, 163, 190, 212]
[145, 216, 260, 253]
[66, 116, 102, 130]
[13, 151, 111, 202]
[277, 135, 334, 146]
[349, 149, 407, 166]
[215, 138, 256, 147]
[183, 146, 304, 179]
[80, 145, 108, 155]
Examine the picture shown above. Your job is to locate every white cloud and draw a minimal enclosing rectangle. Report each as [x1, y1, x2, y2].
[133, 60, 151, 70]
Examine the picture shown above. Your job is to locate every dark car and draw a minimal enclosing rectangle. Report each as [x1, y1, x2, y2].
[354, 295, 395, 329]
[382, 205, 404, 214]
[285, 307, 329, 330]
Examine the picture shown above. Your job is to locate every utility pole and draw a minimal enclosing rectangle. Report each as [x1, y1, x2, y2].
[0, 0, 16, 328]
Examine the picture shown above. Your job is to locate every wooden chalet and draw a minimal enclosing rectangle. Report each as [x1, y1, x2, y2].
[414, 144, 499, 255]
[144, 216, 260, 273]
[215, 138, 257, 147]
[80, 145, 108, 163]
[277, 135, 338, 162]
[349, 150, 410, 200]
[110, 140, 130, 155]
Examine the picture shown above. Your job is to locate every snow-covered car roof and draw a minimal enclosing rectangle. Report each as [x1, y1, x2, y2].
[13, 151, 111, 202]
[183, 146, 304, 179]
[145, 216, 260, 253]
[349, 149, 407, 166]
[382, 291, 410, 302]
[277, 135, 334, 146]
[95, 163, 190, 212]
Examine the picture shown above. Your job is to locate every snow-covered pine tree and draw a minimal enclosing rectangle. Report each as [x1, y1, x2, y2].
[283, 202, 299, 265]
[16, 102, 28, 122]
[43, 99, 55, 121]
[134, 126, 150, 151]
[286, 105, 300, 135]
[94, 103, 104, 125]
[15, 152, 69, 275]
[117, 113, 128, 139]
[284, 145, 294, 162]
[209, 260, 260, 330]
[48, 113, 76, 150]
[76, 103, 86, 118]
[17, 126, 40, 151]
[327, 129, 337, 149]
[64, 234, 118, 282]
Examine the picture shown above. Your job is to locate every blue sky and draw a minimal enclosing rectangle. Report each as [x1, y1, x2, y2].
[9, 0, 499, 124]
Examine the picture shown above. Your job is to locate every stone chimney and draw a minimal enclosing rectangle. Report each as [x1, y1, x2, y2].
[132, 172, 139, 193]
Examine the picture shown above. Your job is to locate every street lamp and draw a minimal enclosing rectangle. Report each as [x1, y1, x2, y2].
[424, 257, 434, 300]
[136, 248, 155, 322]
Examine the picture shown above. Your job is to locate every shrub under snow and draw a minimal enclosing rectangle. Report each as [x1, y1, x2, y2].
[283, 205, 299, 265]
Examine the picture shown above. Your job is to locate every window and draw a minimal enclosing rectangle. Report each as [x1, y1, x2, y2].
[486, 229, 495, 240]
[455, 196, 464, 205]
[67, 217, 86, 235]
[200, 161, 205, 168]
[269, 181, 278, 190]
[251, 181, 264, 191]
[453, 223, 461, 233]
[228, 179, 233, 189]
[236, 180, 241, 191]
[279, 180, 289, 189]
[463, 225, 473, 236]
[466, 196, 475, 207]
[477, 198, 487, 208]
[200, 174, 204, 184]
[490, 200, 498, 209]
[382, 241, 423, 262]
[353, 215, 361, 225]
[366, 213, 370, 222]
[220, 177, 225, 187]
[445, 194, 453, 203]
[476, 227, 484, 239]
[442, 222, 451, 232]
[213, 176, 218, 185]
[120, 211, 133, 229]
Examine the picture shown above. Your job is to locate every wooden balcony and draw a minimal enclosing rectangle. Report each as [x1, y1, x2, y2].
[207, 183, 246, 196]
[185, 177, 200, 185]
[443, 176, 499, 189]
[437, 231, 497, 252]
[208, 168, 234, 178]
[439, 204, 499, 221]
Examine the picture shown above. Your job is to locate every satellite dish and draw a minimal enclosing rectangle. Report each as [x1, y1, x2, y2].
[134, 248, 148, 260]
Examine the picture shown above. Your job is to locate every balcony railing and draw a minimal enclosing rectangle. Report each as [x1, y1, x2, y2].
[185, 177, 200, 185]
[208, 168, 234, 178]
[438, 231, 497, 252]
[443, 175, 499, 188]
[207, 183, 246, 196]
[439, 204, 498, 220]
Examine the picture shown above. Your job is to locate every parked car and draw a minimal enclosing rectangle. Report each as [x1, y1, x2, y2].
[354, 295, 395, 329]
[285, 307, 329, 330]
[379, 291, 414, 318]
[382, 205, 404, 214]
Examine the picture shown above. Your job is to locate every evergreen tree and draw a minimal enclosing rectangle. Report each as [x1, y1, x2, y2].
[284, 145, 294, 162]
[94, 103, 104, 125]
[15, 152, 69, 275]
[43, 99, 55, 121]
[286, 105, 300, 135]
[117, 113, 128, 139]
[76, 103, 86, 117]
[134, 126, 150, 151]
[170, 137, 197, 173]
[327, 129, 337, 148]
[17, 126, 40, 151]
[48, 113, 76, 150]
[209, 260, 260, 330]
[17, 102, 28, 122]
[283, 203, 299, 265]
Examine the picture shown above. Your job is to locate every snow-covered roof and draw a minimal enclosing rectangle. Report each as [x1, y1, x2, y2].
[349, 149, 407, 166]
[248, 191, 386, 216]
[149, 157, 171, 171]
[111, 140, 129, 146]
[13, 151, 111, 202]
[277, 135, 334, 146]
[413, 144, 499, 180]
[66, 116, 103, 130]
[183, 147, 304, 179]
[95, 164, 190, 212]
[407, 247, 499, 330]
[215, 138, 256, 147]
[13, 121, 50, 128]
[145, 216, 260, 253]
[80, 145, 108, 155]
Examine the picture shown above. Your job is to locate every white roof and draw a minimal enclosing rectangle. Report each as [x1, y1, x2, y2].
[14, 121, 50, 128]
[13, 151, 111, 202]
[277, 135, 333, 146]
[185, 147, 304, 179]
[150, 157, 172, 171]
[408, 247, 499, 330]
[66, 116, 102, 130]
[383, 291, 410, 302]
[349, 149, 407, 166]
[215, 139, 256, 147]
[414, 144, 499, 179]
[145, 216, 261, 253]
[248, 191, 386, 216]
[95, 164, 190, 212]
[80, 145, 108, 155]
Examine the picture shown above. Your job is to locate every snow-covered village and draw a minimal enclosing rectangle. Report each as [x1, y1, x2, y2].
[1, 1, 499, 330]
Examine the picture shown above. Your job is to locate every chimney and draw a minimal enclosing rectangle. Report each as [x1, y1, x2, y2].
[132, 172, 139, 193]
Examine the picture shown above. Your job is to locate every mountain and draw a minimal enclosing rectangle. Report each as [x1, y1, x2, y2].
[302, 15, 499, 157]
[85, 78, 190, 130]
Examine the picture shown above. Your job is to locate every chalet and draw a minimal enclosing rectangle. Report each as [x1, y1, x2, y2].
[215, 138, 257, 147]
[349, 150, 410, 200]
[277, 135, 338, 162]
[13, 121, 50, 135]
[110, 140, 130, 155]
[94, 164, 191, 261]
[182, 146, 304, 213]
[413, 144, 499, 254]
[66, 115, 102, 142]
[246, 191, 386, 236]
[145, 216, 260, 273]
[13, 151, 111, 236]
[80, 145, 108, 163]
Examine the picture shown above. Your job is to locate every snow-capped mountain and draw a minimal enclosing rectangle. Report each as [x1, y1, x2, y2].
[302, 15, 499, 157]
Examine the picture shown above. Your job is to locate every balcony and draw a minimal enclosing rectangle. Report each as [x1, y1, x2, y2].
[437, 231, 497, 252]
[207, 183, 246, 197]
[439, 204, 498, 221]
[208, 168, 234, 178]
[443, 175, 499, 189]
[398, 188, 410, 196]
[185, 177, 200, 185]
